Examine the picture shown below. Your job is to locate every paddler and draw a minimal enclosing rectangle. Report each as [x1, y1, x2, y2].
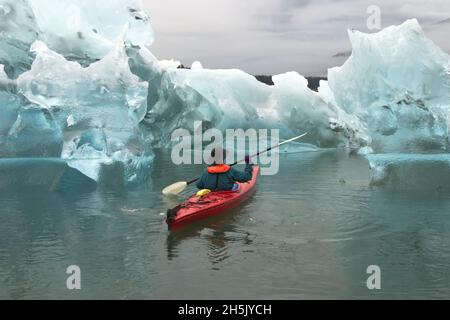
[196, 147, 253, 192]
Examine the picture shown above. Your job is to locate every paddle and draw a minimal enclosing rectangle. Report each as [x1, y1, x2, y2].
[162, 132, 309, 196]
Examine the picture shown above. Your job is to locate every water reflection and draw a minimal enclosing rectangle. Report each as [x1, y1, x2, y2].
[2, 149, 450, 298]
[166, 205, 254, 266]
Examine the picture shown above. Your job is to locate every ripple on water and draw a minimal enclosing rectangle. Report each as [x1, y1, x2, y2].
[2, 150, 450, 299]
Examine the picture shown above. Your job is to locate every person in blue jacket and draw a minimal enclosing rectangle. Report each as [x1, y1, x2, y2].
[196, 148, 253, 191]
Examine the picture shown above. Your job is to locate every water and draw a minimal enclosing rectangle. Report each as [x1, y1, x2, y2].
[1, 149, 450, 299]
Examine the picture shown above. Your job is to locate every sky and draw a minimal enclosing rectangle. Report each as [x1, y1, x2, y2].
[143, 0, 450, 76]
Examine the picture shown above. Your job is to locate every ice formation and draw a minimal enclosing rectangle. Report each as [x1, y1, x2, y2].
[320, 19, 450, 188]
[367, 154, 450, 190]
[0, 0, 154, 186]
[1, 0, 449, 189]
[0, 0, 153, 78]
[16, 39, 152, 184]
[128, 45, 365, 149]
[28, 0, 154, 65]
[321, 19, 450, 154]
[0, 0, 39, 78]
[131, 19, 450, 156]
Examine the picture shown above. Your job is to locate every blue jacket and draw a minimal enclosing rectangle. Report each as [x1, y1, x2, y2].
[196, 164, 253, 191]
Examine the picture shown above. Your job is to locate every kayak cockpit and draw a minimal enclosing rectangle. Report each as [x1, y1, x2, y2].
[166, 166, 259, 231]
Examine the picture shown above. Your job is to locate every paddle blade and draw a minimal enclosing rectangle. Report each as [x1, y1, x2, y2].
[162, 181, 188, 196]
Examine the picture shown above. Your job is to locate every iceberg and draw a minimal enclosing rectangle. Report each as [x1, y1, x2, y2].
[0, 0, 154, 187]
[16, 39, 153, 185]
[128, 45, 366, 149]
[367, 154, 450, 190]
[1, 65, 63, 157]
[0, 0, 153, 78]
[0, 158, 97, 191]
[126, 18, 448, 156]
[0, 0, 38, 78]
[318, 19, 450, 188]
[1, 36, 152, 186]
[0, 0, 449, 190]
[320, 19, 450, 153]
[28, 0, 154, 65]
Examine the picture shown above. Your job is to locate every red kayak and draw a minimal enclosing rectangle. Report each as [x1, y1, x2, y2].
[166, 166, 259, 230]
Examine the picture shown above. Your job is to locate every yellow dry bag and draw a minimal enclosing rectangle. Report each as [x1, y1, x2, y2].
[196, 189, 212, 197]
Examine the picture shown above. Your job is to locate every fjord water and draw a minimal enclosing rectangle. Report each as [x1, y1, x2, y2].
[1, 150, 450, 299]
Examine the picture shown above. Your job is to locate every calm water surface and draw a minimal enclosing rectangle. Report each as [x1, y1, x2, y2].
[1, 150, 450, 299]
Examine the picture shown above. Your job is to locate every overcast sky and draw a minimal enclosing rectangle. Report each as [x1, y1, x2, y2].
[143, 0, 450, 76]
